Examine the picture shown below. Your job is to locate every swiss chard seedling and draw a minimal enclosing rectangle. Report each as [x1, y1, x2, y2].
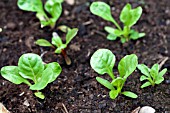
[90, 49, 138, 99]
[0, 53, 62, 99]
[137, 64, 167, 88]
[35, 28, 78, 65]
[90, 2, 145, 43]
[17, 0, 63, 28]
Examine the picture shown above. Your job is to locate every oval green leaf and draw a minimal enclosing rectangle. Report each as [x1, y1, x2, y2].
[17, 0, 43, 12]
[1, 66, 31, 85]
[90, 2, 114, 22]
[141, 81, 152, 88]
[30, 67, 53, 90]
[34, 92, 45, 99]
[52, 32, 63, 47]
[35, 39, 52, 47]
[45, 62, 62, 83]
[120, 3, 142, 27]
[118, 54, 138, 78]
[137, 64, 150, 77]
[18, 53, 44, 82]
[96, 77, 114, 90]
[66, 28, 78, 45]
[90, 49, 116, 77]
[122, 91, 138, 98]
[45, 0, 63, 20]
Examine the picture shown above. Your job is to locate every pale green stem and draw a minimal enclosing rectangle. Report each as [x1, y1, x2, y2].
[111, 19, 122, 31]
[108, 69, 115, 80]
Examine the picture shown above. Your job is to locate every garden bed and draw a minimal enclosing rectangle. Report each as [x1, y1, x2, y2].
[0, 0, 170, 112]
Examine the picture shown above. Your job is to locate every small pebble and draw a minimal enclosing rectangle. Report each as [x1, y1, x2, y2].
[0, 28, 2, 32]
[165, 80, 170, 84]
[23, 100, 30, 107]
[139, 106, 155, 113]
[6, 22, 16, 30]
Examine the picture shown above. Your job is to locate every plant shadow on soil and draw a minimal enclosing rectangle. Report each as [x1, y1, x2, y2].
[0, 0, 170, 112]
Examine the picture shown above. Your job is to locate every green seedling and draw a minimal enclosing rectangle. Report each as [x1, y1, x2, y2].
[90, 49, 138, 99]
[35, 28, 78, 65]
[17, 0, 63, 28]
[137, 64, 167, 88]
[90, 2, 145, 43]
[0, 53, 62, 99]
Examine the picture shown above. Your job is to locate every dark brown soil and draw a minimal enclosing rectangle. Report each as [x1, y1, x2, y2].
[0, 0, 170, 112]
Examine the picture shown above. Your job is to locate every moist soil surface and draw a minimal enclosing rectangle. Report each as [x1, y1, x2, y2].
[0, 0, 170, 112]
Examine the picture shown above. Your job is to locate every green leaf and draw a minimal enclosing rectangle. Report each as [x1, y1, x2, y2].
[130, 30, 145, 40]
[17, 0, 43, 12]
[66, 28, 78, 45]
[137, 64, 150, 77]
[54, 44, 67, 54]
[30, 67, 53, 90]
[120, 3, 142, 27]
[90, 49, 115, 79]
[57, 25, 71, 33]
[45, 0, 63, 21]
[109, 90, 119, 99]
[120, 38, 126, 43]
[141, 81, 152, 88]
[114, 29, 124, 36]
[118, 54, 138, 78]
[35, 39, 53, 47]
[106, 34, 117, 41]
[104, 26, 116, 34]
[96, 77, 114, 90]
[34, 92, 45, 99]
[1, 66, 31, 85]
[90, 2, 114, 23]
[18, 53, 44, 82]
[45, 62, 62, 83]
[111, 77, 124, 87]
[155, 76, 164, 84]
[150, 64, 159, 79]
[122, 91, 138, 98]
[52, 32, 63, 47]
[36, 13, 50, 28]
[158, 68, 167, 77]
[140, 75, 148, 81]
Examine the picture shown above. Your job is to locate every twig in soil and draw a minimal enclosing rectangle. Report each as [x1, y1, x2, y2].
[62, 103, 69, 113]
[158, 57, 169, 69]
[82, 20, 93, 26]
[40, 50, 48, 58]
[94, 30, 106, 37]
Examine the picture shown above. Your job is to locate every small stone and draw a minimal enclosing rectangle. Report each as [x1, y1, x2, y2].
[6, 22, 16, 30]
[98, 100, 106, 109]
[70, 43, 80, 51]
[23, 100, 30, 107]
[165, 111, 170, 113]
[0, 28, 2, 32]
[165, 80, 170, 84]
[166, 20, 170, 25]
[65, 0, 75, 5]
[139, 106, 155, 113]
[64, 10, 69, 16]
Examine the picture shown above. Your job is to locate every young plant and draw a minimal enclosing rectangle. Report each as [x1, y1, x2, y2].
[17, 0, 63, 28]
[35, 28, 78, 65]
[0, 53, 62, 99]
[137, 64, 167, 88]
[90, 49, 138, 99]
[90, 2, 145, 43]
